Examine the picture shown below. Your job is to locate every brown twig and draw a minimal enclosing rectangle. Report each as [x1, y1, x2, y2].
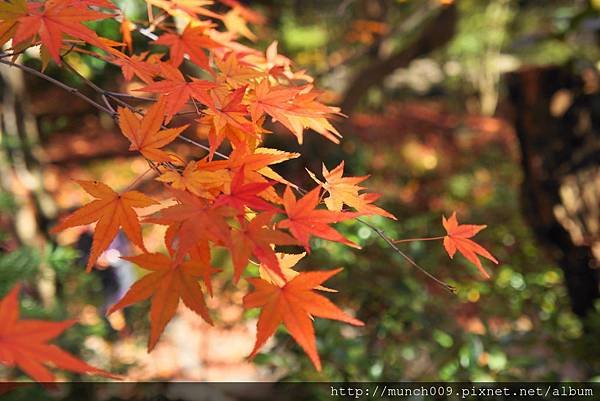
[0, 57, 113, 115]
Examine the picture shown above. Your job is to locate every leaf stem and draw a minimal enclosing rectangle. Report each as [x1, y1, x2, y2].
[122, 168, 156, 192]
[393, 236, 444, 244]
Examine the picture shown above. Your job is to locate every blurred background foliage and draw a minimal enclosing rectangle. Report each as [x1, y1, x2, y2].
[0, 0, 599, 389]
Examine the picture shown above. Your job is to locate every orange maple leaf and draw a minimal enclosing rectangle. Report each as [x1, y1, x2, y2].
[51, 180, 158, 272]
[117, 97, 188, 163]
[145, 190, 232, 263]
[146, 0, 222, 21]
[137, 63, 216, 122]
[223, 8, 257, 41]
[108, 253, 216, 351]
[248, 80, 341, 144]
[228, 212, 296, 283]
[12, 0, 111, 64]
[247, 80, 301, 137]
[308, 161, 396, 219]
[120, 16, 133, 54]
[195, 85, 256, 157]
[278, 186, 359, 251]
[215, 52, 261, 89]
[0, 284, 117, 382]
[243, 268, 363, 371]
[0, 0, 27, 48]
[196, 146, 300, 203]
[442, 211, 498, 279]
[154, 23, 218, 70]
[109, 49, 161, 84]
[156, 161, 230, 199]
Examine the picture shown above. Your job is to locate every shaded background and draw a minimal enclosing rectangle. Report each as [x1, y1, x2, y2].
[0, 0, 599, 393]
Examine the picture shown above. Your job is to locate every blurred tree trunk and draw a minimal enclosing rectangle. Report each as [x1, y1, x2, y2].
[339, 2, 457, 115]
[0, 63, 58, 307]
[505, 65, 600, 318]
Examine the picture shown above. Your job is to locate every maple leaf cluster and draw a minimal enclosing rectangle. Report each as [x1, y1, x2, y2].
[0, 0, 499, 380]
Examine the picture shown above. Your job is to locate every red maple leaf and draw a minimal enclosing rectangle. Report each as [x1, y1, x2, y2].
[0, 284, 117, 382]
[243, 268, 363, 371]
[12, 0, 112, 64]
[137, 62, 216, 122]
[108, 253, 216, 351]
[214, 168, 279, 214]
[278, 186, 359, 252]
[145, 190, 232, 263]
[154, 23, 218, 70]
[442, 211, 498, 279]
[228, 212, 296, 283]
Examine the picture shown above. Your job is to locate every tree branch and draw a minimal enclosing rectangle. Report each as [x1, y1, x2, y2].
[340, 3, 457, 114]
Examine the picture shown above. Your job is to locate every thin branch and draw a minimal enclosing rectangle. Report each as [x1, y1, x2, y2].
[104, 91, 155, 102]
[0, 57, 113, 115]
[357, 218, 456, 294]
[393, 236, 444, 244]
[122, 168, 156, 192]
[178, 135, 228, 159]
[101, 94, 116, 114]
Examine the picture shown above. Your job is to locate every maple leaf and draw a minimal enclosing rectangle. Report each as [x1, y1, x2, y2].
[117, 98, 188, 163]
[214, 168, 279, 214]
[248, 80, 341, 144]
[154, 23, 218, 70]
[120, 16, 133, 54]
[12, 0, 112, 64]
[278, 187, 360, 252]
[108, 253, 216, 351]
[261, 40, 313, 82]
[218, 0, 266, 25]
[308, 161, 396, 219]
[0, 0, 27, 47]
[195, 85, 256, 157]
[228, 212, 296, 283]
[258, 252, 306, 287]
[157, 161, 230, 199]
[137, 62, 216, 122]
[146, 0, 222, 21]
[226, 147, 300, 180]
[442, 211, 498, 279]
[109, 49, 160, 84]
[356, 192, 397, 220]
[226, 146, 301, 196]
[215, 52, 261, 89]
[145, 190, 232, 262]
[0, 284, 116, 382]
[258, 252, 335, 292]
[51, 180, 158, 271]
[196, 147, 300, 203]
[286, 87, 343, 143]
[223, 8, 256, 41]
[243, 268, 363, 371]
[247, 80, 301, 136]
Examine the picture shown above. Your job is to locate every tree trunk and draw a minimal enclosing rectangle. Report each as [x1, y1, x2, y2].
[339, 3, 457, 115]
[505, 65, 600, 317]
